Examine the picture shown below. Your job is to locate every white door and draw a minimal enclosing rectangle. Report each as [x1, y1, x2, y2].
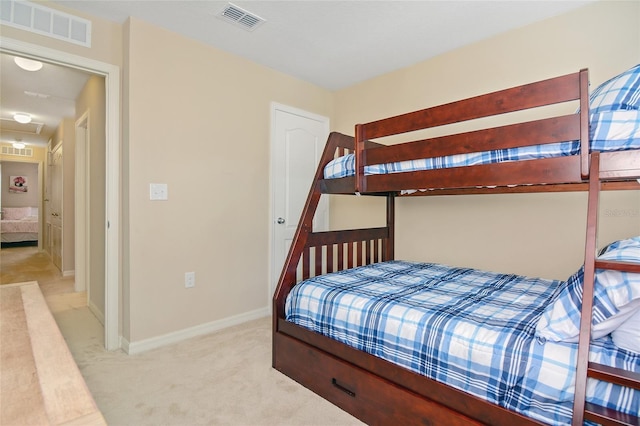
[50, 143, 63, 271]
[271, 104, 329, 298]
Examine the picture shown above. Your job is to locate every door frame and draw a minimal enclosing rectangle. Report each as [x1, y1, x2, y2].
[269, 102, 330, 309]
[75, 111, 89, 294]
[1, 37, 121, 350]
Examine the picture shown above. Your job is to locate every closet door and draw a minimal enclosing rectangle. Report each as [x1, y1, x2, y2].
[50, 143, 63, 271]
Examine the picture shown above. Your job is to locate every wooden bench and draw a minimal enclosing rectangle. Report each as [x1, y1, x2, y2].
[1, 281, 106, 425]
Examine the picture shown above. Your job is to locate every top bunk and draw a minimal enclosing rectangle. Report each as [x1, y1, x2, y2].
[320, 66, 640, 196]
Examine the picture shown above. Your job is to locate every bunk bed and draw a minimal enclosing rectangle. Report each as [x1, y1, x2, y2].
[272, 66, 640, 425]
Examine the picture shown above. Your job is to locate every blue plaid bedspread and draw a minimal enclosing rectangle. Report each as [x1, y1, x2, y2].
[324, 111, 640, 179]
[285, 261, 640, 424]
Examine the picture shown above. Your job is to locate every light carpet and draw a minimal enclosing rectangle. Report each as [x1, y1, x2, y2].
[54, 307, 363, 426]
[2, 246, 363, 425]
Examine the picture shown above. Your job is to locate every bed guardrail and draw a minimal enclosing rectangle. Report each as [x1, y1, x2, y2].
[300, 227, 390, 280]
[353, 69, 591, 193]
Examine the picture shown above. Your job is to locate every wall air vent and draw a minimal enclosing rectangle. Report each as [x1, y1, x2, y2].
[0, 0, 91, 47]
[217, 2, 265, 31]
[1, 145, 33, 157]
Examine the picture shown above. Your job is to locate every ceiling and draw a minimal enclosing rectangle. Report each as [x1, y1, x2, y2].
[1, 0, 595, 149]
[0, 53, 91, 148]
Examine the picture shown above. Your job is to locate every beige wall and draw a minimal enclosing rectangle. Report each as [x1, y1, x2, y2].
[124, 18, 333, 341]
[332, 0, 640, 280]
[0, 160, 39, 208]
[75, 75, 107, 319]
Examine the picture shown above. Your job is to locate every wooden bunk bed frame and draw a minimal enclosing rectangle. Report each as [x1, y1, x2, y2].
[272, 69, 640, 425]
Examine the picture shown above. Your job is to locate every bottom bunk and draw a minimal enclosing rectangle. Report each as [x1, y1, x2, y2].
[272, 152, 640, 425]
[278, 256, 640, 425]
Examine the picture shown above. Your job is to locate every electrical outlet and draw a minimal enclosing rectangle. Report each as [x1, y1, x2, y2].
[185, 272, 195, 288]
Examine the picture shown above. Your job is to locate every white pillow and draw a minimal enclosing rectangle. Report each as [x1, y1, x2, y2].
[593, 297, 640, 339]
[612, 307, 640, 353]
[536, 236, 640, 342]
[2, 207, 31, 220]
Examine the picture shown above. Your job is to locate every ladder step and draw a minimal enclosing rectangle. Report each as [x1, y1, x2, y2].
[595, 260, 640, 273]
[588, 362, 640, 390]
[585, 402, 640, 426]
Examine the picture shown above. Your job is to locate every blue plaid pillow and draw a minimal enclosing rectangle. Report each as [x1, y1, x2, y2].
[589, 64, 640, 114]
[536, 236, 640, 342]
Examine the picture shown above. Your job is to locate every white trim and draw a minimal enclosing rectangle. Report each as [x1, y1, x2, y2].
[74, 110, 89, 293]
[268, 103, 330, 312]
[62, 270, 75, 277]
[0, 36, 121, 351]
[37, 161, 44, 251]
[122, 309, 270, 355]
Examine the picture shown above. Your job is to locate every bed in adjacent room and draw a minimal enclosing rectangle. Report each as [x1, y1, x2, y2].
[1, 206, 39, 244]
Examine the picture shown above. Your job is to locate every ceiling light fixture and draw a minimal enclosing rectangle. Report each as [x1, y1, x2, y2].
[14, 56, 43, 71]
[13, 142, 26, 149]
[13, 113, 32, 124]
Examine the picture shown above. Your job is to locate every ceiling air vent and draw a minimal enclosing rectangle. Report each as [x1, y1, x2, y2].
[217, 3, 265, 31]
[0, 0, 91, 47]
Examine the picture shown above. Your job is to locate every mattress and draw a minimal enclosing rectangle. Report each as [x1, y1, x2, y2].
[1, 218, 38, 242]
[285, 260, 640, 425]
[324, 111, 640, 179]
[1, 232, 38, 243]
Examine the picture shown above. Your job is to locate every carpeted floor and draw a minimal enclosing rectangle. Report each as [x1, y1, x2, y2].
[0, 243, 61, 286]
[1, 246, 363, 425]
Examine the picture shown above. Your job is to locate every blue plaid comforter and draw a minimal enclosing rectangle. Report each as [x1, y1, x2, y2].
[285, 261, 640, 424]
[324, 111, 640, 179]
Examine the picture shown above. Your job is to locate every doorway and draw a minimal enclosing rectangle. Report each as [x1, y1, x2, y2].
[270, 103, 330, 302]
[1, 37, 121, 350]
[0, 160, 40, 248]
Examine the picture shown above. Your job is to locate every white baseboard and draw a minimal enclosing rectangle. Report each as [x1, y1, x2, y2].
[63, 269, 75, 277]
[88, 299, 105, 326]
[122, 307, 269, 355]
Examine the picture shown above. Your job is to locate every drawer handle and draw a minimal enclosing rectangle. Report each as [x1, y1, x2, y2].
[331, 378, 355, 397]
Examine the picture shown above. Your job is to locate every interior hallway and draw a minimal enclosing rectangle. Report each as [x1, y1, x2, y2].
[0, 244, 73, 292]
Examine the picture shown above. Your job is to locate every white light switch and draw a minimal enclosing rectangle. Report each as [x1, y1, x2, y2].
[150, 183, 168, 200]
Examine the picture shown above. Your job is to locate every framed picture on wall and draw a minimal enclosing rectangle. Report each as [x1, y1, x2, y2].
[9, 175, 28, 193]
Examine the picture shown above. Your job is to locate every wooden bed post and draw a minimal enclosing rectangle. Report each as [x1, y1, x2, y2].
[355, 124, 366, 193]
[573, 151, 640, 424]
[572, 152, 600, 425]
[385, 193, 395, 261]
[579, 69, 590, 180]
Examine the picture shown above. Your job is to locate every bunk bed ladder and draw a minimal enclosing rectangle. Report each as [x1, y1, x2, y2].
[572, 152, 640, 426]
[273, 132, 396, 331]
